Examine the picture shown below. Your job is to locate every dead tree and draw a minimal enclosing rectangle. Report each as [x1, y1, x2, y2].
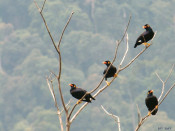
[34, 0, 158, 130]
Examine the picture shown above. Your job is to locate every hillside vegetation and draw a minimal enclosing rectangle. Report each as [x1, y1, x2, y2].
[0, 0, 175, 130]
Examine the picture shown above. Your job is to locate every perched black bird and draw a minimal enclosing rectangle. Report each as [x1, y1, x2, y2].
[134, 24, 154, 48]
[69, 84, 95, 104]
[145, 90, 158, 115]
[103, 60, 117, 85]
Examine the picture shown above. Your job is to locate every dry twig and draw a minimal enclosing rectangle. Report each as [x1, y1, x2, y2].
[136, 104, 141, 125]
[46, 77, 64, 131]
[156, 64, 174, 101]
[101, 105, 121, 131]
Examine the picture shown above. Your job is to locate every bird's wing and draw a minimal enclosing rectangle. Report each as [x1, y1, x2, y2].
[141, 31, 149, 37]
[140, 31, 151, 41]
[152, 96, 158, 105]
[145, 96, 158, 108]
[136, 31, 149, 43]
[71, 88, 87, 98]
[103, 68, 107, 74]
[71, 88, 86, 94]
[112, 66, 117, 72]
[145, 97, 149, 107]
[103, 65, 117, 74]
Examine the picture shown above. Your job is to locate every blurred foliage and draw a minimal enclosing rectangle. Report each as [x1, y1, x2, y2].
[0, 0, 175, 130]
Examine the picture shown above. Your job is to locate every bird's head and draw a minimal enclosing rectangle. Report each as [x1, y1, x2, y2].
[142, 24, 151, 29]
[103, 60, 111, 66]
[147, 90, 153, 96]
[69, 84, 77, 89]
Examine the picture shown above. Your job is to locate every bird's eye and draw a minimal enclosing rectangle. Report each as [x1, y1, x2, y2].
[74, 85, 75, 87]
[108, 62, 110, 64]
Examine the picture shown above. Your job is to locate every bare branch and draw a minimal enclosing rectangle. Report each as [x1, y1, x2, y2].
[56, 12, 74, 117]
[164, 64, 175, 84]
[119, 32, 129, 67]
[120, 48, 146, 71]
[70, 102, 88, 123]
[46, 78, 64, 131]
[33, 0, 41, 12]
[54, 12, 74, 116]
[159, 82, 175, 105]
[49, 70, 57, 81]
[101, 105, 121, 131]
[58, 12, 74, 48]
[156, 64, 174, 101]
[46, 78, 56, 103]
[156, 72, 165, 101]
[68, 103, 78, 122]
[34, 0, 60, 54]
[60, 99, 72, 114]
[41, 0, 47, 13]
[118, 15, 131, 44]
[136, 104, 141, 124]
[150, 31, 157, 45]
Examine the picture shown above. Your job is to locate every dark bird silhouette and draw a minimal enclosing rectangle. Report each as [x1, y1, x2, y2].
[134, 24, 154, 48]
[145, 90, 158, 115]
[103, 60, 117, 85]
[69, 84, 95, 104]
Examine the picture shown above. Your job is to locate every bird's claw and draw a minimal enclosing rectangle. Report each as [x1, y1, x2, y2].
[146, 43, 150, 47]
[143, 42, 150, 47]
[106, 81, 111, 86]
[155, 105, 158, 109]
[114, 73, 118, 78]
[77, 100, 82, 104]
[148, 111, 151, 116]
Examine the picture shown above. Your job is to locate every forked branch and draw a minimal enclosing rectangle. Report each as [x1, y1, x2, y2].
[101, 105, 121, 131]
[136, 104, 142, 124]
[156, 64, 174, 101]
[34, 0, 74, 130]
[46, 77, 64, 131]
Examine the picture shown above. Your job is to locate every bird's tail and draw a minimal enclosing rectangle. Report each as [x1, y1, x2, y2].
[151, 108, 158, 115]
[134, 44, 137, 48]
[84, 94, 95, 103]
[90, 94, 95, 100]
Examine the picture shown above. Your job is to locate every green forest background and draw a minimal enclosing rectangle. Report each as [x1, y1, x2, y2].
[0, 0, 175, 131]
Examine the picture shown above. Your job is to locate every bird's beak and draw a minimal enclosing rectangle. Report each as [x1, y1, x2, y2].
[142, 26, 146, 29]
[103, 61, 107, 64]
[69, 84, 72, 86]
[150, 90, 153, 93]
